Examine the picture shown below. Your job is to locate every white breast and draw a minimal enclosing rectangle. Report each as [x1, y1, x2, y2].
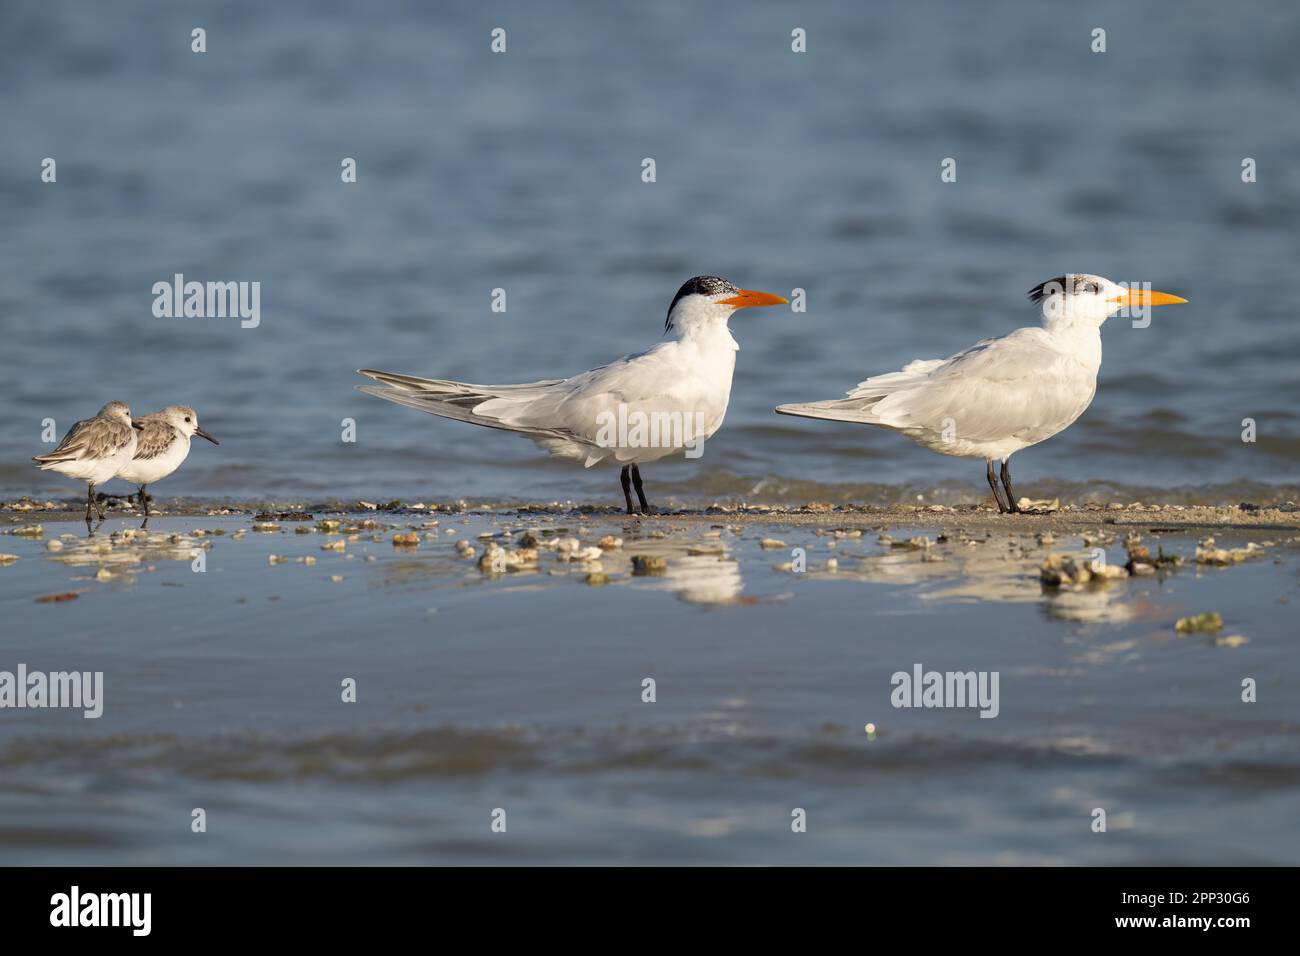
[116, 435, 191, 485]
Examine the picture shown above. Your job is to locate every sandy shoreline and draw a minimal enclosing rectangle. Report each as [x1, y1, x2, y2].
[5, 496, 1299, 533]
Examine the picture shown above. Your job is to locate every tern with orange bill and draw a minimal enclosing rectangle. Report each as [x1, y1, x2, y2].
[359, 276, 787, 514]
[776, 275, 1187, 513]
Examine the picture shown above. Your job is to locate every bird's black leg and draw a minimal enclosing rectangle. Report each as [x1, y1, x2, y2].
[986, 459, 1008, 513]
[1000, 459, 1022, 514]
[630, 464, 652, 515]
[85, 483, 95, 528]
[139, 484, 150, 528]
[620, 465, 635, 515]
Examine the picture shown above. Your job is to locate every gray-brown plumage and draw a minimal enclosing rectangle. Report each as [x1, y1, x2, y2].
[33, 401, 140, 526]
[114, 406, 218, 522]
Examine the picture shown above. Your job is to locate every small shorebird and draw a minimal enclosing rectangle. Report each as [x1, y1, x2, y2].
[776, 275, 1187, 513]
[33, 401, 141, 527]
[115, 406, 219, 523]
[358, 276, 787, 514]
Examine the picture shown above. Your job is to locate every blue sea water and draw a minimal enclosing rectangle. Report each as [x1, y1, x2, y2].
[1, 0, 1297, 505]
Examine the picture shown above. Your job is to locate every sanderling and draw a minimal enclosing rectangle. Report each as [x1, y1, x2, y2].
[33, 401, 141, 528]
[115, 406, 218, 522]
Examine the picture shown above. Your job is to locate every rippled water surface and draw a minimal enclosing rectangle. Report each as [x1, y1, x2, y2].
[1, 511, 1297, 864]
[2, 0, 1298, 504]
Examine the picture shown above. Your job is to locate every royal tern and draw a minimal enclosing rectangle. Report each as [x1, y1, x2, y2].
[33, 401, 140, 527]
[776, 275, 1187, 513]
[115, 406, 219, 523]
[358, 276, 787, 514]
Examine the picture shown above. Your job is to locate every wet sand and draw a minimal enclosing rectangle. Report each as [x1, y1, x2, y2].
[6, 494, 1300, 531]
[2, 494, 1298, 864]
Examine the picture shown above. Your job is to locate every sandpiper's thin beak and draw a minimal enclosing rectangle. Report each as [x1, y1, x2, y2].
[1111, 287, 1188, 308]
[717, 289, 788, 310]
[195, 426, 219, 445]
[131, 422, 144, 430]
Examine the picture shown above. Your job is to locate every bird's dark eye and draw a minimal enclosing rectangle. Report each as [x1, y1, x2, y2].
[185, 417, 191, 423]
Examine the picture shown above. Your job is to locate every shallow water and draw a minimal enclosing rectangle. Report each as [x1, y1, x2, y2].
[1, 512, 1296, 864]
[2, 0, 1299, 505]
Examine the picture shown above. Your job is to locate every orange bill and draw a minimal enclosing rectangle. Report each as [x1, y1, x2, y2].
[717, 289, 789, 309]
[1110, 287, 1188, 308]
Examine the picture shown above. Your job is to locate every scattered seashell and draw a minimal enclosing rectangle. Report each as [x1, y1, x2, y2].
[631, 555, 668, 575]
[34, 592, 78, 603]
[1175, 612, 1224, 634]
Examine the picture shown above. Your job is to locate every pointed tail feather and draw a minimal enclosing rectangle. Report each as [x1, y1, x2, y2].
[774, 398, 885, 424]
[355, 368, 570, 438]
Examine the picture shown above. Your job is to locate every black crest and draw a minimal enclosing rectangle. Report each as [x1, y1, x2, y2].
[1028, 275, 1102, 302]
[665, 275, 738, 332]
[1027, 276, 1070, 302]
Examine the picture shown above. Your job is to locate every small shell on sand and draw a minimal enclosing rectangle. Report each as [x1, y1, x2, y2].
[1175, 611, 1224, 634]
[759, 538, 786, 549]
[631, 555, 668, 575]
[392, 533, 419, 547]
[1040, 553, 1128, 587]
[1196, 542, 1264, 565]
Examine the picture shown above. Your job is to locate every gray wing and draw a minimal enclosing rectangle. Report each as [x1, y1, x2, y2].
[870, 330, 1096, 443]
[33, 416, 134, 463]
[132, 417, 180, 460]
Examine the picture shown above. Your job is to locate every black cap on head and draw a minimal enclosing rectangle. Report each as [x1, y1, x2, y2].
[1028, 274, 1102, 302]
[1027, 276, 1069, 302]
[665, 275, 739, 332]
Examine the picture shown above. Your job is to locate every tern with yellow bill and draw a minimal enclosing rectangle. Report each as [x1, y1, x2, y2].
[359, 276, 787, 514]
[776, 275, 1187, 513]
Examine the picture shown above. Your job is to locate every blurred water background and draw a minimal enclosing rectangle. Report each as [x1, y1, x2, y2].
[3, 0, 1298, 504]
